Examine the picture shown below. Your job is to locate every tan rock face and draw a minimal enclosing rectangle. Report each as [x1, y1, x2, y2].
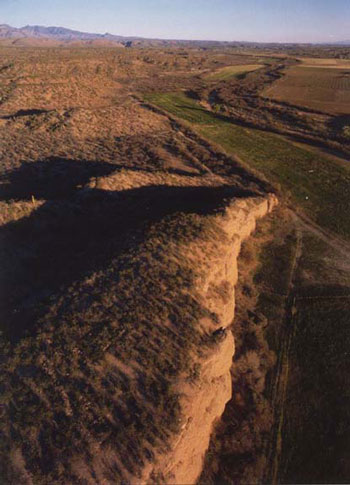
[161, 333, 235, 484]
[141, 194, 278, 484]
[1, 182, 276, 484]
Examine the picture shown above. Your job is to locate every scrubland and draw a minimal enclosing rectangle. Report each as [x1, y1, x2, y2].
[142, 47, 350, 483]
[0, 43, 349, 484]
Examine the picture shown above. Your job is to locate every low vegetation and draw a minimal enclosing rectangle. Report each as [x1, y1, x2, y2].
[204, 64, 263, 81]
[1, 182, 254, 483]
[201, 205, 350, 484]
[1, 42, 349, 485]
[280, 295, 350, 483]
[145, 91, 350, 240]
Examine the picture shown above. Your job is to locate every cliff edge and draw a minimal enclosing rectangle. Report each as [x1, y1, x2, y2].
[1, 183, 276, 484]
[142, 194, 278, 483]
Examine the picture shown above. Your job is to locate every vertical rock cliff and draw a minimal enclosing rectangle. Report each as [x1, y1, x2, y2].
[1, 185, 277, 485]
[142, 194, 278, 484]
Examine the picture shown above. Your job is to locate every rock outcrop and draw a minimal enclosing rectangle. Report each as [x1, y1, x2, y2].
[1, 182, 277, 484]
[141, 194, 278, 483]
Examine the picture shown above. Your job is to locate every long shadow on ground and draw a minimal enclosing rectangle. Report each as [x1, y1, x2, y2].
[0, 157, 117, 200]
[0, 157, 266, 483]
[0, 158, 260, 342]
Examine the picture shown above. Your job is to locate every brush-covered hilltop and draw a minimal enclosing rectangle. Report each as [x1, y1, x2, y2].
[1, 43, 350, 484]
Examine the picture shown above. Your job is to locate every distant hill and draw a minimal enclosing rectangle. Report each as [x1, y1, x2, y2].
[0, 23, 296, 49]
[334, 40, 350, 46]
[0, 23, 236, 47]
[0, 24, 138, 44]
[1, 24, 350, 49]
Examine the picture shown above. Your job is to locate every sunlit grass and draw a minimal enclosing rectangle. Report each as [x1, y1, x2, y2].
[204, 64, 263, 81]
[145, 92, 350, 240]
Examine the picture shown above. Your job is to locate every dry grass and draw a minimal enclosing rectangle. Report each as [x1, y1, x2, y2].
[298, 57, 350, 68]
[0, 45, 274, 484]
[204, 64, 263, 81]
[1, 178, 264, 483]
[1, 43, 350, 484]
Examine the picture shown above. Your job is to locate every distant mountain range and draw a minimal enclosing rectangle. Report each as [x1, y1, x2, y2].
[0, 24, 349, 47]
[0, 24, 235, 47]
[333, 40, 350, 46]
[0, 24, 141, 44]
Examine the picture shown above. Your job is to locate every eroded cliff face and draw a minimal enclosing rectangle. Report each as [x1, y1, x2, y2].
[142, 194, 278, 484]
[1, 183, 276, 485]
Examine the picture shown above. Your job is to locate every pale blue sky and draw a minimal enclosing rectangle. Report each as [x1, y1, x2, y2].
[1, 0, 349, 43]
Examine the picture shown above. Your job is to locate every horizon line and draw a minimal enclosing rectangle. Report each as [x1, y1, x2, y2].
[2, 23, 349, 45]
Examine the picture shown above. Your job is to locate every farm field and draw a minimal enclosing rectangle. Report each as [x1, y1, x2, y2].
[145, 91, 350, 240]
[262, 223, 350, 485]
[145, 91, 350, 485]
[279, 295, 350, 483]
[263, 65, 350, 114]
[200, 206, 350, 485]
[1, 42, 350, 485]
[298, 57, 350, 68]
[204, 63, 263, 81]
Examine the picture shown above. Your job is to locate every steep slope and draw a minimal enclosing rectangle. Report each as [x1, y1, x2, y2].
[0, 45, 279, 483]
[0, 181, 276, 483]
[143, 194, 278, 484]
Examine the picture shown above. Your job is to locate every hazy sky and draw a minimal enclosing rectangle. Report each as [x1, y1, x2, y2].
[1, 0, 349, 43]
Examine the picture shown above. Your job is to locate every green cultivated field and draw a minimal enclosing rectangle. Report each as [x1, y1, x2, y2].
[255, 221, 350, 484]
[204, 64, 263, 81]
[280, 295, 350, 484]
[145, 92, 350, 240]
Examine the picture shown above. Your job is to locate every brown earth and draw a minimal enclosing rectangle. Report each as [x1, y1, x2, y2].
[1, 44, 349, 484]
[0, 45, 278, 484]
[264, 65, 350, 115]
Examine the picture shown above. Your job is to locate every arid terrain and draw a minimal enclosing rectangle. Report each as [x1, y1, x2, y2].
[0, 40, 349, 484]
